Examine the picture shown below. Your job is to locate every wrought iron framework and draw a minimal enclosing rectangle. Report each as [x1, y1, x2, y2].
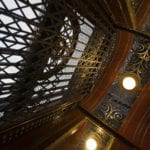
[0, 102, 76, 144]
[0, 0, 116, 133]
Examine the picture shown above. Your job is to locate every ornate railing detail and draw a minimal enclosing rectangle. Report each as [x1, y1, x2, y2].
[0, 102, 76, 144]
[94, 35, 150, 129]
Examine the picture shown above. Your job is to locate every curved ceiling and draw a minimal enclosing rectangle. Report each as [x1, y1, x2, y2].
[0, 0, 149, 149]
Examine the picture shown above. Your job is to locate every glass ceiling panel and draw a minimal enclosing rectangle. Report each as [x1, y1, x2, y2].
[0, 0, 116, 129]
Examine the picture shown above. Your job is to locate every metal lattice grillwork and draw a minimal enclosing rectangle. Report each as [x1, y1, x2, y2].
[0, 0, 116, 128]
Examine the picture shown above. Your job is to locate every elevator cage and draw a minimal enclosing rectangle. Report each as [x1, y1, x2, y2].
[0, 0, 116, 136]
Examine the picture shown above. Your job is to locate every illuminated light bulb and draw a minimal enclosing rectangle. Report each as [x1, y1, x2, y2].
[122, 76, 136, 90]
[71, 129, 77, 135]
[86, 138, 97, 150]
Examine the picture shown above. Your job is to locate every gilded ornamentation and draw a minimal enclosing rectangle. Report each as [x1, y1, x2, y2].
[94, 36, 150, 130]
[128, 38, 150, 78]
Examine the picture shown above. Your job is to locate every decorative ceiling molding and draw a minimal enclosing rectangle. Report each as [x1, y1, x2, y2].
[94, 35, 150, 130]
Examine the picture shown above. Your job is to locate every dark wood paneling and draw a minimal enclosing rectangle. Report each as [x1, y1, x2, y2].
[112, 82, 150, 150]
[136, 0, 150, 29]
[97, 0, 134, 27]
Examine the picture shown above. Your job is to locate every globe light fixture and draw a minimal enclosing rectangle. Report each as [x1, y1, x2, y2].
[119, 72, 140, 92]
[86, 138, 97, 150]
[122, 76, 136, 90]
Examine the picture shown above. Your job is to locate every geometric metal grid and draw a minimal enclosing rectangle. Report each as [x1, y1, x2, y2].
[94, 35, 150, 129]
[0, 0, 116, 129]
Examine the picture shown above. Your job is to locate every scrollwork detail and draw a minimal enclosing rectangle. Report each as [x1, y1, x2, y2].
[129, 38, 150, 78]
